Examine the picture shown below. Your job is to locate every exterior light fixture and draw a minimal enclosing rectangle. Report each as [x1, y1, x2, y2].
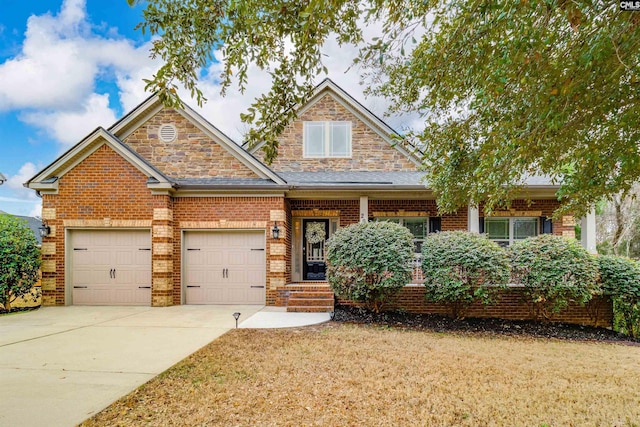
[232, 312, 241, 328]
[0, 172, 6, 185]
[39, 223, 51, 238]
[272, 222, 280, 239]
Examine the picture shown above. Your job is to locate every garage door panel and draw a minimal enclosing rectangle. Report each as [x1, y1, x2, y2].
[70, 230, 151, 306]
[184, 231, 265, 305]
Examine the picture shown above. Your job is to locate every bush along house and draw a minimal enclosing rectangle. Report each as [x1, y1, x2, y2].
[25, 79, 607, 325]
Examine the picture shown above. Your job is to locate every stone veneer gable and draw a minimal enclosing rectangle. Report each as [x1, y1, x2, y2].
[255, 93, 419, 172]
[123, 108, 260, 179]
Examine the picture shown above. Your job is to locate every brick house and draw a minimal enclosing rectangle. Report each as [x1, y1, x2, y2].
[25, 79, 605, 324]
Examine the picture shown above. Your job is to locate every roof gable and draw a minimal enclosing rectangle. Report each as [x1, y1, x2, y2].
[247, 79, 421, 168]
[25, 128, 173, 193]
[110, 94, 284, 184]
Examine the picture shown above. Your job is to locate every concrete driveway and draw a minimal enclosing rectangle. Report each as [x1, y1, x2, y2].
[0, 305, 262, 427]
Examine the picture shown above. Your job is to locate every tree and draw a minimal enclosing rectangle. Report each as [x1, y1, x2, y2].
[597, 184, 640, 258]
[0, 214, 41, 311]
[129, 0, 640, 217]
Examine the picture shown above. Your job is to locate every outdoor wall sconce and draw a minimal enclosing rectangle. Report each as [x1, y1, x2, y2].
[233, 312, 241, 328]
[38, 223, 51, 238]
[0, 172, 6, 185]
[272, 222, 280, 239]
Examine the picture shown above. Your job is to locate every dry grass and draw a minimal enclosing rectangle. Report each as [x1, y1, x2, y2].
[82, 323, 640, 427]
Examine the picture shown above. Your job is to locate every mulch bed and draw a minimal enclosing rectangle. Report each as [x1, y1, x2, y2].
[333, 304, 639, 344]
[0, 306, 40, 315]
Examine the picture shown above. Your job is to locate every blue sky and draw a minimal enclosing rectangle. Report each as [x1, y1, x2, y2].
[0, 0, 416, 217]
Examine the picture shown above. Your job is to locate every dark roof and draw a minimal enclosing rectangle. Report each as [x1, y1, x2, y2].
[174, 177, 287, 189]
[279, 171, 427, 186]
[0, 212, 43, 245]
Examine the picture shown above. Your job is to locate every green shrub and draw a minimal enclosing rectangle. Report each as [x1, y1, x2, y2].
[0, 214, 41, 311]
[509, 235, 598, 320]
[326, 221, 414, 312]
[421, 231, 510, 319]
[597, 255, 640, 338]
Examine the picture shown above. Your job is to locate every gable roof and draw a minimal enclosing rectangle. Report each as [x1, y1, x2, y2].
[109, 93, 285, 185]
[25, 127, 174, 193]
[245, 78, 422, 166]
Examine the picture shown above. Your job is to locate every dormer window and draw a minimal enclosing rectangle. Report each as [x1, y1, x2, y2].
[303, 121, 352, 158]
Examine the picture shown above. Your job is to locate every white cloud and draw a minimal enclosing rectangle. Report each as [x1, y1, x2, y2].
[0, 162, 42, 217]
[0, 0, 160, 151]
[22, 93, 117, 148]
[6, 162, 38, 192]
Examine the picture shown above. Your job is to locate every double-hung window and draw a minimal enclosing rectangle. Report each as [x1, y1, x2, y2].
[303, 121, 352, 158]
[484, 217, 538, 247]
[377, 217, 428, 254]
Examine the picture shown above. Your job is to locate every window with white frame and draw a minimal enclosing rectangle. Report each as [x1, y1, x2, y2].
[377, 217, 427, 253]
[303, 121, 352, 158]
[485, 217, 538, 247]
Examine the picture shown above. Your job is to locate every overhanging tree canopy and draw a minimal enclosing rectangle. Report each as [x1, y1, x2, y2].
[129, 0, 640, 217]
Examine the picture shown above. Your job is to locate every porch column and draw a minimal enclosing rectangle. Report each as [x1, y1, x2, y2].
[580, 209, 597, 254]
[468, 205, 480, 233]
[359, 196, 369, 223]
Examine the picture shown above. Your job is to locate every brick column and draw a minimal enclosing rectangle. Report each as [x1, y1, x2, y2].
[152, 196, 174, 306]
[40, 204, 60, 306]
[268, 207, 288, 304]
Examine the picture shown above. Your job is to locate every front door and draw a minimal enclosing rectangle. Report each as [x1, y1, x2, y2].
[303, 219, 329, 280]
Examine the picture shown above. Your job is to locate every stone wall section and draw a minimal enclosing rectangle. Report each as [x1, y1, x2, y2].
[124, 108, 259, 179]
[256, 94, 419, 172]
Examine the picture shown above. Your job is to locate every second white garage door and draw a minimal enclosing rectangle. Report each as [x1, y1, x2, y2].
[184, 231, 266, 304]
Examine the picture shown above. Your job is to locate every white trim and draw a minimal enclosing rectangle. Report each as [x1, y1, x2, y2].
[484, 217, 539, 246]
[248, 81, 422, 167]
[359, 196, 369, 223]
[27, 128, 172, 191]
[580, 209, 597, 254]
[468, 205, 480, 233]
[303, 120, 352, 158]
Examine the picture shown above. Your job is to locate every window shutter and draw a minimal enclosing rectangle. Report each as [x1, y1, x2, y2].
[478, 217, 485, 234]
[540, 217, 553, 234]
[429, 217, 442, 233]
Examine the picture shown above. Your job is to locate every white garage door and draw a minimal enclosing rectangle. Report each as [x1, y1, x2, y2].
[184, 231, 266, 304]
[70, 230, 152, 305]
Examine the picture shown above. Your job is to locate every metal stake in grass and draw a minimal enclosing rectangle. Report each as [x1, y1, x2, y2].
[233, 312, 241, 328]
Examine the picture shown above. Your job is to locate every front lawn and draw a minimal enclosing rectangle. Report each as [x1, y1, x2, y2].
[82, 323, 640, 426]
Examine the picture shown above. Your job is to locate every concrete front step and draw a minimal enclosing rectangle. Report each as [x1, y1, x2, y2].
[287, 306, 334, 313]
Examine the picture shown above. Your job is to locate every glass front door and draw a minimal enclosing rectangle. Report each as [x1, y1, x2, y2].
[302, 219, 329, 280]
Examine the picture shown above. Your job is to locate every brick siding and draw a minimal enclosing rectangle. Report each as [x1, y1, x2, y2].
[338, 287, 613, 327]
[40, 144, 156, 306]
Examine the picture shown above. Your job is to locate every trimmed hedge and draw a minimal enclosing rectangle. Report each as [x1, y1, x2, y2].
[326, 221, 414, 312]
[509, 235, 598, 321]
[421, 231, 510, 319]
